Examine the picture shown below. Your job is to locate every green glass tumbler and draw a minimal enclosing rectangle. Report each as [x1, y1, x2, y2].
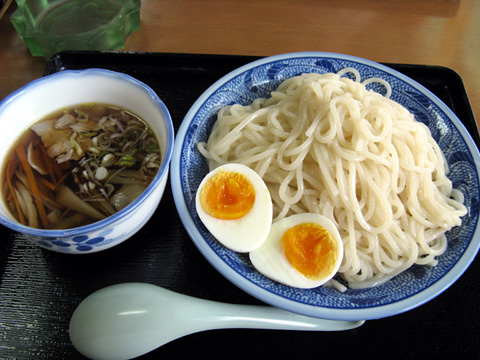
[10, 0, 141, 57]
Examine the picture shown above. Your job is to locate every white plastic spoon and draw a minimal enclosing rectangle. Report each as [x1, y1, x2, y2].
[69, 282, 364, 360]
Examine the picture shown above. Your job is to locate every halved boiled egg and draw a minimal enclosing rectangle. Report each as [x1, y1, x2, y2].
[249, 213, 343, 288]
[195, 163, 272, 252]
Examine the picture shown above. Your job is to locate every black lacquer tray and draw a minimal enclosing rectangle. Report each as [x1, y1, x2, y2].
[0, 51, 479, 359]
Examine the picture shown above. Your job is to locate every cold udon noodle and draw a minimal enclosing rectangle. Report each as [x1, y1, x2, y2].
[198, 69, 467, 289]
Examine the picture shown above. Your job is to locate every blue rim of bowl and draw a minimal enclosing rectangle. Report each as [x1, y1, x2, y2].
[171, 51, 480, 320]
[0, 68, 174, 238]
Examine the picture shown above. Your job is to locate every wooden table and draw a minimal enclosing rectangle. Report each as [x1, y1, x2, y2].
[0, 0, 480, 129]
[1, 1, 480, 359]
[1, 0, 479, 129]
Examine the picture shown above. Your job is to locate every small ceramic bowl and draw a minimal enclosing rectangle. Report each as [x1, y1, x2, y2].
[10, 0, 141, 57]
[0, 68, 174, 254]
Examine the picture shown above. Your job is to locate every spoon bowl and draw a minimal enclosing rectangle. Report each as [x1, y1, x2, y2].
[69, 282, 364, 360]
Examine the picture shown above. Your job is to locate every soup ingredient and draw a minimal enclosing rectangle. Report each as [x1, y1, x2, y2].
[198, 70, 467, 289]
[250, 213, 343, 288]
[56, 185, 105, 220]
[2, 103, 161, 229]
[195, 163, 272, 252]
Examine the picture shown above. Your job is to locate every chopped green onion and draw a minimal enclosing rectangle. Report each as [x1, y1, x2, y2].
[82, 132, 98, 137]
[88, 147, 101, 155]
[69, 133, 84, 156]
[101, 153, 115, 167]
[95, 167, 108, 181]
[115, 155, 136, 167]
[74, 109, 89, 122]
[145, 143, 158, 153]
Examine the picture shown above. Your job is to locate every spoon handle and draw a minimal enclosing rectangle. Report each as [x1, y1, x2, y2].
[218, 303, 364, 331]
[175, 295, 364, 332]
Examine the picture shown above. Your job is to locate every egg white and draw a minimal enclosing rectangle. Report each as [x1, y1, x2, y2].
[249, 213, 344, 289]
[195, 163, 273, 253]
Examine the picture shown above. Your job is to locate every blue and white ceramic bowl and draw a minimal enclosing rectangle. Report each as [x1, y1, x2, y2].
[171, 52, 480, 321]
[0, 69, 174, 254]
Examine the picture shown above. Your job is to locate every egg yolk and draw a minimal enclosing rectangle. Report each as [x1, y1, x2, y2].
[199, 171, 256, 220]
[281, 223, 337, 280]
